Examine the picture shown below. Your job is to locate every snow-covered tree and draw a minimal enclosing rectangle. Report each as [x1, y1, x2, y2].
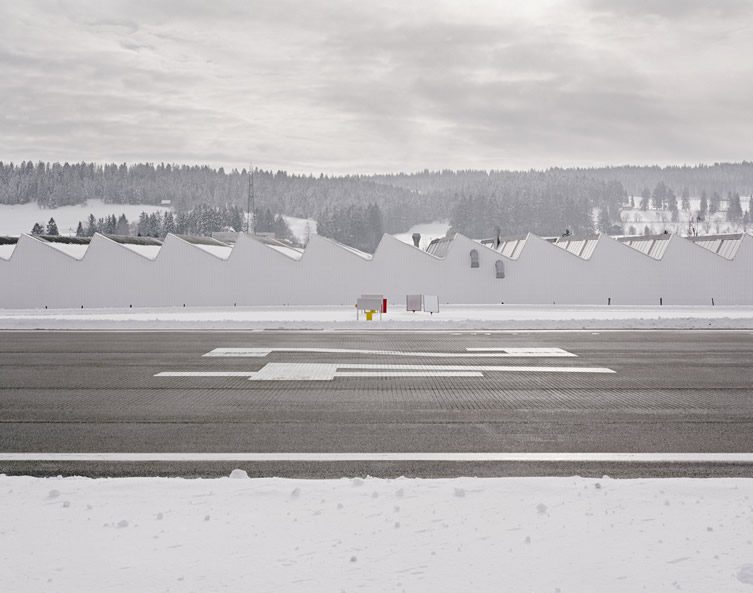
[727, 192, 743, 222]
[709, 192, 721, 215]
[86, 214, 97, 237]
[640, 188, 650, 211]
[229, 206, 243, 232]
[681, 187, 690, 211]
[104, 214, 117, 234]
[598, 207, 611, 232]
[651, 182, 668, 210]
[699, 191, 708, 221]
[46, 217, 59, 236]
[136, 212, 149, 236]
[116, 214, 129, 235]
[162, 211, 175, 236]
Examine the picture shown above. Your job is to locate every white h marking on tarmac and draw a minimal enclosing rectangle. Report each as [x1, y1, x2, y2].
[155, 346, 613, 381]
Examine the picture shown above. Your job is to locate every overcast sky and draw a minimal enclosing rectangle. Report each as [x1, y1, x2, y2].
[1, 0, 752, 174]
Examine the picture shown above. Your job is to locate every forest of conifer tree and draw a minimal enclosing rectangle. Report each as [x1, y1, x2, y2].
[2, 161, 753, 242]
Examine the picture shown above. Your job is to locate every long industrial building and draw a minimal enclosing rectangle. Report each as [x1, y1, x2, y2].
[0, 231, 751, 308]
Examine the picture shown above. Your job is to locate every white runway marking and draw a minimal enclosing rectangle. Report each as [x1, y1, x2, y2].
[334, 364, 614, 374]
[2, 452, 753, 463]
[158, 346, 610, 381]
[155, 372, 257, 377]
[249, 363, 337, 381]
[335, 371, 484, 378]
[156, 362, 615, 381]
[204, 347, 576, 358]
[466, 347, 572, 355]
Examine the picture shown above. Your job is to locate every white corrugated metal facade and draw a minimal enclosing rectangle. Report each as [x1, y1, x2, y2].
[1, 231, 751, 307]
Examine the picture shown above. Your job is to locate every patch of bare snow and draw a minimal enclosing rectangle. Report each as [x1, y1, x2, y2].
[0, 474, 752, 592]
[1, 304, 752, 330]
[282, 216, 317, 245]
[392, 221, 451, 249]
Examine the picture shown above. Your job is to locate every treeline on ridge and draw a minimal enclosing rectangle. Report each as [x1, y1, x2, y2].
[3, 161, 753, 241]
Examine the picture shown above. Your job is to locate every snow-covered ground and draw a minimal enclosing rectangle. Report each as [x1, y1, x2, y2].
[621, 197, 752, 236]
[282, 215, 317, 245]
[393, 221, 451, 250]
[1, 304, 752, 330]
[0, 199, 171, 236]
[1, 473, 752, 592]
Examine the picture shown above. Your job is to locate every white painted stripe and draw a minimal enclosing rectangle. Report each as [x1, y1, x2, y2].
[155, 372, 257, 377]
[334, 371, 484, 378]
[8, 330, 750, 335]
[466, 347, 574, 356]
[335, 364, 614, 374]
[2, 453, 753, 463]
[204, 347, 576, 358]
[156, 363, 614, 381]
[248, 363, 338, 381]
[204, 349, 270, 357]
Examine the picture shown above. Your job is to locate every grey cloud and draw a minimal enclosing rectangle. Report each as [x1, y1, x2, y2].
[583, 0, 753, 19]
[1, 0, 753, 172]
[312, 21, 665, 154]
[86, 18, 140, 34]
[120, 39, 155, 52]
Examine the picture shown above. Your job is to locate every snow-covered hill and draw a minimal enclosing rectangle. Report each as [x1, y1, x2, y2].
[0, 200, 171, 236]
[621, 197, 752, 236]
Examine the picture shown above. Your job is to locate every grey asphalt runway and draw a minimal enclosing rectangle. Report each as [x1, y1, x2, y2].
[1, 330, 752, 478]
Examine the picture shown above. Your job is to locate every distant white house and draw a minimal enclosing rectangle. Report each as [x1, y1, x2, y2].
[0, 231, 751, 308]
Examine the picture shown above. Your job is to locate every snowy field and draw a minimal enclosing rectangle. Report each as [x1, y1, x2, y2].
[1, 473, 752, 592]
[282, 215, 317, 245]
[621, 197, 752, 236]
[392, 221, 451, 250]
[0, 199, 171, 236]
[1, 304, 752, 330]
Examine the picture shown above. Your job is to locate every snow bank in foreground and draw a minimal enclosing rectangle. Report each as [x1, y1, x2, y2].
[1, 304, 752, 330]
[1, 474, 752, 592]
